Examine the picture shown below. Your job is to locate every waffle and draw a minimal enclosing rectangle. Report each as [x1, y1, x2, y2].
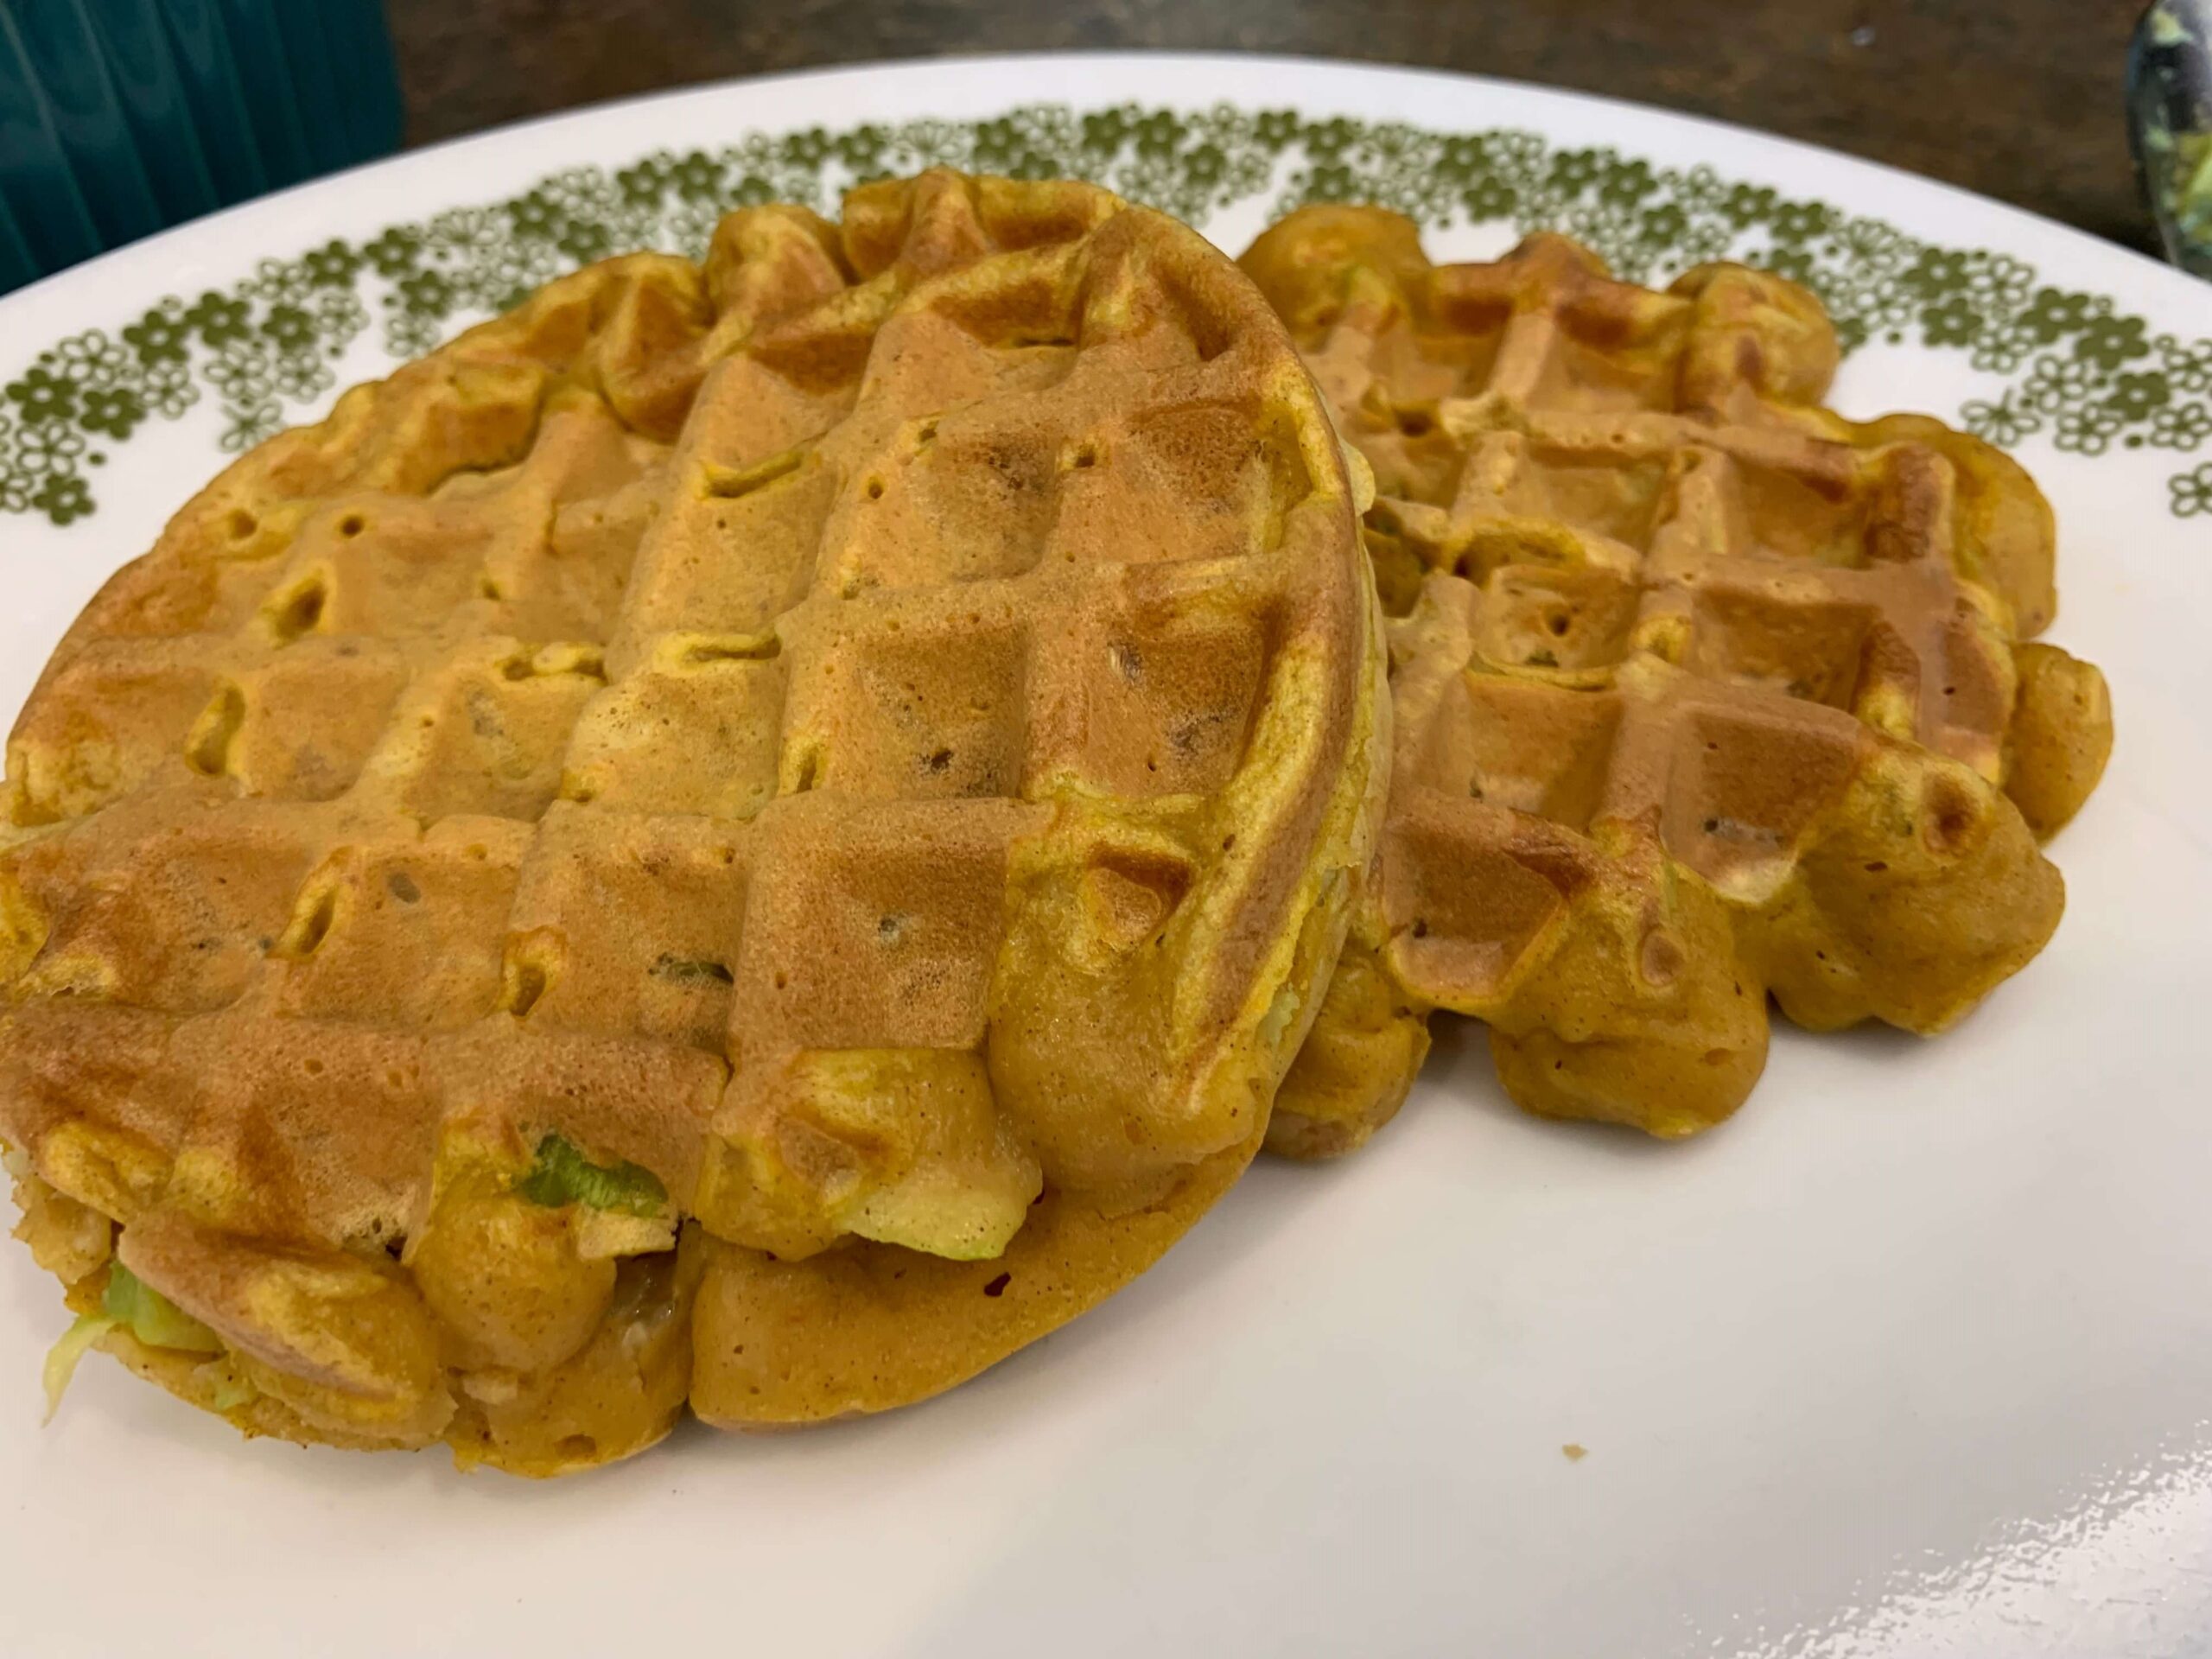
[1242, 207, 2111, 1149]
[0, 171, 1384, 1472]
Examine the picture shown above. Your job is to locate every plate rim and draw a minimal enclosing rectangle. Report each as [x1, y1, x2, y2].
[0, 49, 2196, 321]
[5, 51, 2209, 537]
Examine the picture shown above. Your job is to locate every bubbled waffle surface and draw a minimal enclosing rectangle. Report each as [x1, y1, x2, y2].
[1244, 207, 2112, 1150]
[0, 172, 1382, 1471]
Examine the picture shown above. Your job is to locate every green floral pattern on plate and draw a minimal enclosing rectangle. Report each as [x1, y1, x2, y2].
[4, 102, 2207, 525]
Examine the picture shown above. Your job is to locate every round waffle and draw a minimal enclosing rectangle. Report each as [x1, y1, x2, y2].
[1243, 207, 2111, 1148]
[0, 172, 1384, 1471]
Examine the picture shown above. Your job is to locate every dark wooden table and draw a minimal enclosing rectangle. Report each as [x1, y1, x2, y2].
[383, 0, 2154, 251]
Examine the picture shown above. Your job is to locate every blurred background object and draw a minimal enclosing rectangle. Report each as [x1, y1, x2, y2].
[0, 0, 404, 295]
[2130, 0, 2212, 274]
[384, 0, 2151, 248]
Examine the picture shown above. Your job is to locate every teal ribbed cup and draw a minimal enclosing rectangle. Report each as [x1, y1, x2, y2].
[0, 0, 404, 295]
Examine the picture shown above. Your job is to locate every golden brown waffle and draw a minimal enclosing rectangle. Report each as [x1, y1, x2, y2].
[1243, 207, 2111, 1148]
[0, 172, 1384, 1472]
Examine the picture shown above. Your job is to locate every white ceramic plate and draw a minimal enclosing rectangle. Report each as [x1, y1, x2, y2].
[3, 53, 2207, 1659]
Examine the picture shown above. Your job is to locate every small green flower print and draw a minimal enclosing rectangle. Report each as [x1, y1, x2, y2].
[2169, 460, 2212, 514]
[667, 153, 724, 202]
[203, 341, 270, 405]
[505, 194, 563, 241]
[14, 420, 85, 473]
[2150, 400, 2212, 448]
[0, 102, 2202, 524]
[397, 270, 455, 318]
[1079, 110, 1129, 154]
[2054, 405, 2124, 454]
[184, 291, 253, 347]
[1922, 296, 1982, 347]
[260, 304, 318, 354]
[557, 219, 613, 264]
[300, 239, 362, 289]
[970, 119, 1023, 172]
[1903, 248, 1975, 298]
[1834, 217, 1910, 271]
[219, 398, 283, 452]
[271, 350, 334, 404]
[1768, 200, 1834, 245]
[1132, 112, 1185, 158]
[2106, 371, 2171, 422]
[1303, 117, 1359, 158]
[1436, 136, 1486, 177]
[2018, 287, 2102, 345]
[1598, 159, 1656, 207]
[31, 473, 92, 524]
[2074, 314, 2152, 370]
[784, 128, 833, 169]
[5, 368, 78, 426]
[1964, 251, 2033, 307]
[1971, 321, 2043, 376]
[122, 358, 196, 423]
[362, 226, 423, 276]
[77, 386, 145, 441]
[1964, 395, 2042, 447]
[1639, 202, 1689, 251]
[385, 310, 442, 360]
[1720, 183, 1777, 226]
[55, 334, 128, 385]
[2024, 353, 2103, 410]
[1547, 149, 1608, 196]
[1301, 161, 1357, 203]
[614, 158, 668, 206]
[2157, 334, 2212, 392]
[1465, 175, 1518, 219]
[1182, 143, 1228, 190]
[123, 306, 190, 366]
[833, 124, 887, 171]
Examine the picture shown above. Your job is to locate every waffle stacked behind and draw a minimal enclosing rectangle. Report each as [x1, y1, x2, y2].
[0, 171, 1383, 1472]
[1243, 208, 2111, 1149]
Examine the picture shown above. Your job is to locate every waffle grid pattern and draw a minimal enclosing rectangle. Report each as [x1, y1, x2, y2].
[0, 174, 1374, 1468]
[1246, 212, 2111, 1147]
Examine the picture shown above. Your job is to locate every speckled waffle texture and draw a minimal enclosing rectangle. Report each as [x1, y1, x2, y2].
[1245, 207, 2111, 1153]
[0, 171, 1385, 1472]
